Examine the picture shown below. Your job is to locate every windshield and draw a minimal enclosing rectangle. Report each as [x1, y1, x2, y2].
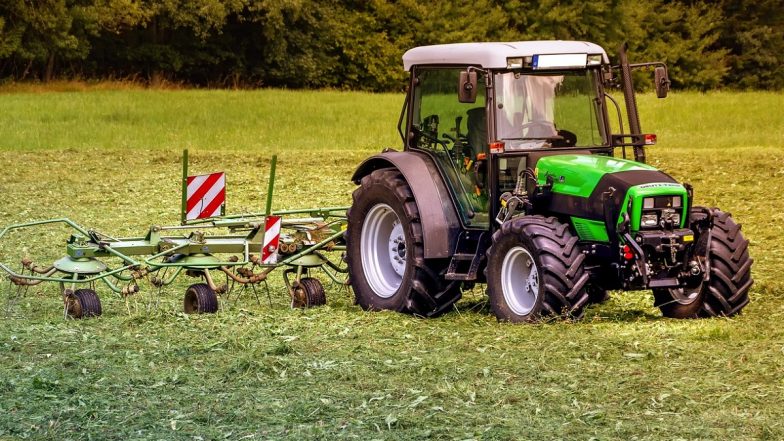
[494, 70, 604, 149]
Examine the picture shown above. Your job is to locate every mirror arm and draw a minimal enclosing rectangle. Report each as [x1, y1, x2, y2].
[611, 61, 668, 73]
[604, 93, 627, 159]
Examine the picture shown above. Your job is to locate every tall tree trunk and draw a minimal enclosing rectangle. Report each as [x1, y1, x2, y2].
[20, 59, 33, 81]
[45, 52, 55, 83]
[148, 16, 162, 87]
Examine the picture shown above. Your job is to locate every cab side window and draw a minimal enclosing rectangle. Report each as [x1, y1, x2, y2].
[411, 68, 489, 227]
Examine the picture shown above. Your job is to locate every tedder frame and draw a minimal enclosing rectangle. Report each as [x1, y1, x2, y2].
[0, 151, 349, 318]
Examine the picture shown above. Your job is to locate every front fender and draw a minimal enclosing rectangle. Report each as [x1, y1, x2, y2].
[352, 151, 460, 259]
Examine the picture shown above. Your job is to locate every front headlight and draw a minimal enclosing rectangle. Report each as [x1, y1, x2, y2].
[641, 213, 658, 227]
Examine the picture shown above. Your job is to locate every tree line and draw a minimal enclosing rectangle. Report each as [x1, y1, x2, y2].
[0, 0, 781, 91]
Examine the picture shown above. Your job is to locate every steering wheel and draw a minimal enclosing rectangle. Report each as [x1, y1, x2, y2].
[520, 120, 557, 138]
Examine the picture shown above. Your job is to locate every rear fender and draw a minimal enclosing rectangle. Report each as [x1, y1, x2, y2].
[352, 151, 460, 258]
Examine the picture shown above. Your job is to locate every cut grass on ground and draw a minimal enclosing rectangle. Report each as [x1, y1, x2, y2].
[0, 89, 783, 440]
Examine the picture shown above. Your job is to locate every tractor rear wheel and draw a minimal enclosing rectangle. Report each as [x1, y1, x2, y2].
[485, 216, 589, 322]
[346, 169, 461, 317]
[65, 289, 102, 319]
[653, 284, 704, 318]
[183, 283, 218, 314]
[587, 285, 610, 304]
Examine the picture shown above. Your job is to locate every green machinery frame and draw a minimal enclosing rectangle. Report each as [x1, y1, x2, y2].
[0, 151, 350, 314]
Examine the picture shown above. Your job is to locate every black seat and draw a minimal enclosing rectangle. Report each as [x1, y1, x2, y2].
[466, 107, 486, 158]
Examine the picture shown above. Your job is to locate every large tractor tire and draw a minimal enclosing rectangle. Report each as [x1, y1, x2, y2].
[654, 209, 752, 318]
[653, 284, 704, 319]
[485, 216, 589, 323]
[586, 285, 610, 304]
[65, 289, 102, 319]
[700, 210, 753, 316]
[346, 169, 461, 317]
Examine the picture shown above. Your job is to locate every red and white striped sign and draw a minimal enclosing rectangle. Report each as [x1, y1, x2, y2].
[186, 172, 226, 220]
[262, 215, 281, 264]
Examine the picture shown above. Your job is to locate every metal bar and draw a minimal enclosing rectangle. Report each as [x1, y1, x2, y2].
[155, 217, 332, 232]
[618, 43, 644, 163]
[100, 244, 140, 266]
[99, 276, 125, 294]
[161, 266, 184, 285]
[203, 270, 223, 293]
[0, 218, 91, 240]
[322, 267, 349, 285]
[186, 206, 348, 223]
[265, 155, 277, 216]
[0, 262, 136, 284]
[145, 260, 248, 269]
[142, 242, 190, 266]
[110, 270, 134, 281]
[181, 149, 189, 225]
[279, 230, 345, 265]
[317, 253, 348, 273]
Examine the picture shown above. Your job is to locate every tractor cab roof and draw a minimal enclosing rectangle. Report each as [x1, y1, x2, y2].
[402, 40, 609, 71]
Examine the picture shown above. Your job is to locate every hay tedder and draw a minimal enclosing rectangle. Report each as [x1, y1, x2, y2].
[2, 40, 754, 324]
[0, 150, 349, 318]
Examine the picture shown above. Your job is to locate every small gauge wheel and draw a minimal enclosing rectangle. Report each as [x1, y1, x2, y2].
[183, 283, 219, 314]
[65, 289, 102, 319]
[291, 277, 326, 308]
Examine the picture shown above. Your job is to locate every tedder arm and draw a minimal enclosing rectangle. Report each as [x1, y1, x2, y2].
[0, 152, 350, 319]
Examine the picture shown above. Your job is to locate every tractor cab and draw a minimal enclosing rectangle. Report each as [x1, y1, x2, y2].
[402, 41, 615, 229]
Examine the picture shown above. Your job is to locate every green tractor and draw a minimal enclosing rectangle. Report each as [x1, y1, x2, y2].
[345, 41, 752, 322]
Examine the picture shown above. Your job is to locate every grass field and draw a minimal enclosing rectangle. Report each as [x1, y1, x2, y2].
[0, 88, 783, 440]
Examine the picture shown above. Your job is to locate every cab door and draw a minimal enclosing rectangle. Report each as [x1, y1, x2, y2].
[409, 67, 489, 228]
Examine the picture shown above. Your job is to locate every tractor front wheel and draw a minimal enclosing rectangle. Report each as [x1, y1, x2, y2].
[699, 210, 753, 317]
[653, 284, 704, 318]
[346, 169, 461, 317]
[654, 209, 752, 318]
[486, 216, 589, 323]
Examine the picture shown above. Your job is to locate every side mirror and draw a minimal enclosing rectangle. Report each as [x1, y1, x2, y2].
[654, 66, 670, 98]
[458, 70, 477, 103]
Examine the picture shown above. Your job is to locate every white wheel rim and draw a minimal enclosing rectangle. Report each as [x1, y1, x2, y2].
[501, 246, 540, 316]
[360, 204, 406, 298]
[671, 285, 701, 304]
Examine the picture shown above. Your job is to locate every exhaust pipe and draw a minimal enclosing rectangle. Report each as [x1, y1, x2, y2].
[618, 43, 645, 163]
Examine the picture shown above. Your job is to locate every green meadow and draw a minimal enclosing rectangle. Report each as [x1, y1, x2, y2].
[0, 88, 782, 440]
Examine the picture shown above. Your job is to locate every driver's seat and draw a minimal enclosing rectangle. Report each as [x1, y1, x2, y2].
[466, 107, 486, 158]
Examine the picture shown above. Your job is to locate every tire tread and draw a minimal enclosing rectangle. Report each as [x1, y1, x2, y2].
[346, 169, 461, 316]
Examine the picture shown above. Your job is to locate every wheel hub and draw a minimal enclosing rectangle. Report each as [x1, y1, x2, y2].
[360, 203, 407, 298]
[501, 246, 540, 316]
[388, 221, 406, 277]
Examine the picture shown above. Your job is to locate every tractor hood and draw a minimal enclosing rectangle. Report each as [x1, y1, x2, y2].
[535, 154, 687, 232]
[535, 154, 660, 198]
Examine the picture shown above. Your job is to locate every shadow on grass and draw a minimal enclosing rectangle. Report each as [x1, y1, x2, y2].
[584, 306, 664, 323]
[449, 292, 666, 324]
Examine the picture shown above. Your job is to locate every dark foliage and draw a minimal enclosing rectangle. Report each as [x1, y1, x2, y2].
[0, 0, 780, 90]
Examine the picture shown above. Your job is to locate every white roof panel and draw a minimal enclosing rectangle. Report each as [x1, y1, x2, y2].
[402, 41, 609, 71]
